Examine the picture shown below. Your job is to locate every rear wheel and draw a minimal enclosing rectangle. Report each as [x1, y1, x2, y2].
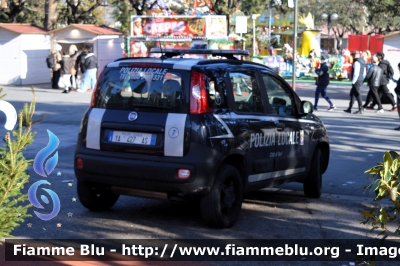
[303, 148, 322, 198]
[200, 165, 243, 228]
[77, 180, 120, 211]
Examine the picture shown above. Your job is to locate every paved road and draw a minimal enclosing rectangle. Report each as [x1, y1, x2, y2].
[282, 80, 400, 196]
[2, 81, 399, 197]
[1, 82, 399, 265]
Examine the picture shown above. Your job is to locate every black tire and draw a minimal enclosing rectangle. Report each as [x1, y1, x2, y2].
[303, 148, 322, 198]
[77, 180, 120, 211]
[200, 165, 243, 228]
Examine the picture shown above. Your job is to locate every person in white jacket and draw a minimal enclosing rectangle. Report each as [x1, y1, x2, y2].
[343, 51, 367, 114]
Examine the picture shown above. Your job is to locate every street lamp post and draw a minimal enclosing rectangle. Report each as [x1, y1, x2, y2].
[251, 14, 257, 56]
[321, 12, 338, 53]
[268, 0, 272, 49]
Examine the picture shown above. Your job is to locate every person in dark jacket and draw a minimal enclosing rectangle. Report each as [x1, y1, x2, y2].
[363, 55, 384, 113]
[394, 62, 400, 130]
[366, 52, 397, 111]
[344, 51, 366, 114]
[77, 46, 97, 93]
[378, 52, 397, 111]
[60, 51, 74, 94]
[314, 56, 336, 111]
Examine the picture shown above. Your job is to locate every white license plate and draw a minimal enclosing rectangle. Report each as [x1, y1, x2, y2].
[108, 131, 156, 145]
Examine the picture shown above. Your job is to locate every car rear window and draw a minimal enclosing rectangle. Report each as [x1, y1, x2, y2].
[95, 67, 187, 112]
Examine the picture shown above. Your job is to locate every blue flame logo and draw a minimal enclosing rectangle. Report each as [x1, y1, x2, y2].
[0, 100, 17, 130]
[28, 180, 60, 221]
[33, 130, 59, 177]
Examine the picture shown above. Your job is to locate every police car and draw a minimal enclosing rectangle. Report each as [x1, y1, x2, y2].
[74, 49, 330, 228]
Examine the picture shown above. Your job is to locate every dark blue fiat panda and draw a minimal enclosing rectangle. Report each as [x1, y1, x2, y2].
[74, 49, 329, 228]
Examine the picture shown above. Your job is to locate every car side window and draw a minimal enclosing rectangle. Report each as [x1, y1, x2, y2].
[229, 71, 264, 113]
[207, 79, 228, 109]
[261, 73, 294, 116]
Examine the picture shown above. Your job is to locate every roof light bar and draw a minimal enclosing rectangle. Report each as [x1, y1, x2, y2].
[150, 48, 249, 59]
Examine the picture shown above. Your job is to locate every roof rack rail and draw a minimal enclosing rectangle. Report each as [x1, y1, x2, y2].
[150, 48, 249, 60]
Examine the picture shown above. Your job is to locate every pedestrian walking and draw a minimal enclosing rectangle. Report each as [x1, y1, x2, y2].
[343, 51, 366, 114]
[74, 46, 87, 90]
[314, 56, 336, 111]
[362, 55, 384, 113]
[378, 52, 397, 111]
[77, 46, 98, 93]
[394, 63, 400, 130]
[60, 51, 74, 94]
[365, 52, 397, 111]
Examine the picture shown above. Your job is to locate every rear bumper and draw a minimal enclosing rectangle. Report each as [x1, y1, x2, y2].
[74, 140, 224, 196]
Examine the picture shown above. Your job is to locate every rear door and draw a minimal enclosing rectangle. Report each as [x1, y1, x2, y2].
[86, 64, 191, 157]
[227, 69, 276, 183]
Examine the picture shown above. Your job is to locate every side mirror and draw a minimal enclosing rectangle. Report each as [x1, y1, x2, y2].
[301, 100, 313, 114]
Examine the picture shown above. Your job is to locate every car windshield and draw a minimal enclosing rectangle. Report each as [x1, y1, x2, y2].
[95, 67, 187, 112]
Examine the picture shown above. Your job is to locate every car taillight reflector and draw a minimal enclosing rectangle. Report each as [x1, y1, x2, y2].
[177, 169, 191, 179]
[76, 158, 83, 169]
[190, 71, 213, 114]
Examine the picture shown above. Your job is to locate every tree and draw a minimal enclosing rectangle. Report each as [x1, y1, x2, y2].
[109, 0, 165, 34]
[310, 0, 366, 50]
[110, 0, 133, 33]
[110, 0, 158, 16]
[205, 0, 240, 15]
[361, 0, 400, 34]
[44, 0, 57, 30]
[0, 87, 41, 240]
[0, 0, 27, 23]
[57, 0, 108, 25]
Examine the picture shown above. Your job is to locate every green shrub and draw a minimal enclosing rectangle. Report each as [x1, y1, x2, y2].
[362, 151, 400, 239]
[0, 87, 42, 241]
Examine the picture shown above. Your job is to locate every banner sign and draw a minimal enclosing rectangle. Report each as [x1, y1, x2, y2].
[130, 16, 227, 39]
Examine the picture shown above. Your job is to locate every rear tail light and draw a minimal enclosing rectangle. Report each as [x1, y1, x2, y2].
[177, 169, 191, 179]
[76, 158, 83, 169]
[90, 69, 105, 107]
[190, 71, 213, 114]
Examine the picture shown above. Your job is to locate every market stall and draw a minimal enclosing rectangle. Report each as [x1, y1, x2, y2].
[0, 23, 50, 85]
[50, 24, 124, 72]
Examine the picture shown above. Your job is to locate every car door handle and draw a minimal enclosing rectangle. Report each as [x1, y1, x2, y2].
[276, 122, 285, 131]
[238, 122, 249, 131]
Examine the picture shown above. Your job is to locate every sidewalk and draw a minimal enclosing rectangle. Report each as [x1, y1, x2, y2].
[0, 189, 388, 266]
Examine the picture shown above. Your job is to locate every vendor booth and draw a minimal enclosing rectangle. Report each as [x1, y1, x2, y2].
[383, 32, 400, 80]
[49, 24, 124, 72]
[0, 23, 50, 85]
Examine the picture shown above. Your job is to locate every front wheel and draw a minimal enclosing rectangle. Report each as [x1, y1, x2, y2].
[200, 165, 243, 228]
[77, 180, 120, 211]
[303, 148, 322, 198]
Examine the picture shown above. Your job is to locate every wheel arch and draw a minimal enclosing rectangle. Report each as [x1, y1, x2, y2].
[317, 141, 330, 174]
[221, 153, 247, 188]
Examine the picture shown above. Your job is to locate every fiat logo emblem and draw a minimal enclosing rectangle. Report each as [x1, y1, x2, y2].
[128, 112, 138, 121]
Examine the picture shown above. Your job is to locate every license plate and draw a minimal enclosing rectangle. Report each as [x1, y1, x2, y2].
[108, 131, 156, 145]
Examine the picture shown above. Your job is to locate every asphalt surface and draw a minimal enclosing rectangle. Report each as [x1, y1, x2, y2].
[1, 81, 399, 266]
